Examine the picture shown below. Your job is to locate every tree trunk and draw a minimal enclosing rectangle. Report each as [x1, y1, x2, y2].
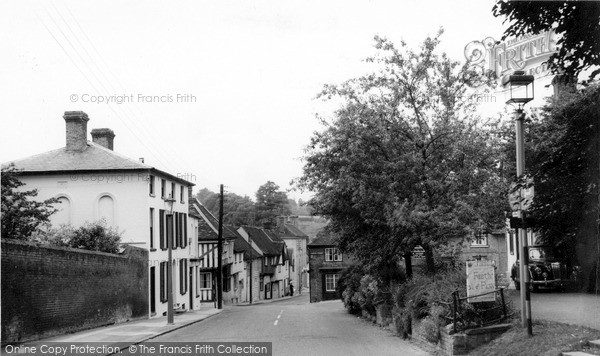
[423, 244, 435, 274]
[403, 251, 413, 279]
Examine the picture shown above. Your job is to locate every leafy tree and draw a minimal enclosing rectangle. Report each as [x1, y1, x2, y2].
[1, 164, 58, 240]
[68, 220, 122, 253]
[493, 1, 600, 81]
[195, 188, 256, 226]
[297, 32, 508, 275]
[526, 84, 600, 291]
[35, 220, 122, 254]
[255, 181, 291, 227]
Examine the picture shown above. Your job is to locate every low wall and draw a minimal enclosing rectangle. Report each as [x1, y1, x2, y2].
[1, 239, 148, 344]
[438, 324, 511, 355]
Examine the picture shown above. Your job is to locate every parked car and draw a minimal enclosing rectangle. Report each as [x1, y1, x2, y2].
[511, 245, 581, 292]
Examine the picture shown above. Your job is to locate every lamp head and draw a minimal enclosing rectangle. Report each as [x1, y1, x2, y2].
[164, 194, 176, 215]
[502, 70, 535, 105]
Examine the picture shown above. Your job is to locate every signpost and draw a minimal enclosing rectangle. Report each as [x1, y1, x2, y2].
[466, 260, 496, 303]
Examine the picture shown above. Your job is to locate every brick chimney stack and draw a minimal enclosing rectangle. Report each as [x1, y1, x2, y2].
[64, 111, 89, 151]
[91, 128, 115, 150]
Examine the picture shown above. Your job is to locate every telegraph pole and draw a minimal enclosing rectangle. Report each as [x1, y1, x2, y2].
[217, 184, 224, 309]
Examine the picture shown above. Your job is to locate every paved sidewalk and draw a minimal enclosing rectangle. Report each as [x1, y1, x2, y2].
[16, 308, 222, 347]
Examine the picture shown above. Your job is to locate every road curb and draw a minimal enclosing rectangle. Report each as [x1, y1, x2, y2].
[109, 310, 223, 355]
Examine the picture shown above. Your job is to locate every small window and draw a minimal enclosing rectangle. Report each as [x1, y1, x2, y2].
[149, 175, 155, 196]
[325, 274, 339, 291]
[199, 272, 211, 290]
[325, 248, 342, 262]
[161, 179, 166, 198]
[171, 182, 176, 201]
[180, 185, 185, 203]
[471, 233, 488, 247]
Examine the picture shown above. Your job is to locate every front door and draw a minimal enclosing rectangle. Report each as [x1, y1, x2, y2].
[265, 282, 271, 299]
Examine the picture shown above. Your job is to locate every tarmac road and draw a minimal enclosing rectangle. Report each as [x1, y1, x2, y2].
[151, 293, 429, 356]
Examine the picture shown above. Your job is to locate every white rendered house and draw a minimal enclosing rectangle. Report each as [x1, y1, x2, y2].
[4, 111, 197, 318]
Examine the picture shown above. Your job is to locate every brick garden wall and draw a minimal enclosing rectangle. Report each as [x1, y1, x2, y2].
[1, 239, 148, 344]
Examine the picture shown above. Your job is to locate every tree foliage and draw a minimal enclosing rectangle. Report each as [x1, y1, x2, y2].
[525, 84, 600, 290]
[255, 181, 290, 226]
[493, 1, 600, 81]
[1, 164, 58, 240]
[34, 220, 122, 254]
[297, 32, 509, 274]
[196, 183, 299, 227]
[195, 188, 256, 226]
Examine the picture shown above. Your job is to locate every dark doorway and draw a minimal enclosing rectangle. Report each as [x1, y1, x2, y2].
[150, 266, 156, 315]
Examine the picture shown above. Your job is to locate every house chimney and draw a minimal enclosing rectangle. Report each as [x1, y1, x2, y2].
[91, 128, 115, 150]
[64, 111, 89, 151]
[139, 157, 145, 163]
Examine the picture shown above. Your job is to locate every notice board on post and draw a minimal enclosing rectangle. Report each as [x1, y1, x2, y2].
[466, 259, 496, 303]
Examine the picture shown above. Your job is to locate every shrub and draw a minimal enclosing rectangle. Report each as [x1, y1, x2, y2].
[33, 219, 122, 254]
[338, 265, 363, 314]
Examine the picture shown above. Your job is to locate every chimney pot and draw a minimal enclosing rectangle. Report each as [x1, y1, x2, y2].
[139, 157, 145, 163]
[64, 111, 89, 151]
[91, 128, 115, 150]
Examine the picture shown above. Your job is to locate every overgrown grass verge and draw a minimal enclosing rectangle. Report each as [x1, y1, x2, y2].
[467, 319, 600, 356]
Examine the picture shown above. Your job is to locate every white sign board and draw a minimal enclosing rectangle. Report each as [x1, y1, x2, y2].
[466, 260, 496, 303]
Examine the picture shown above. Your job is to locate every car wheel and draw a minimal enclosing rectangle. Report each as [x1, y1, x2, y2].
[528, 283, 538, 293]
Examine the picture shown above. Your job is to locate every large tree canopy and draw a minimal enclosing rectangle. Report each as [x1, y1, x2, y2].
[525, 84, 600, 291]
[297, 33, 508, 274]
[493, 1, 600, 81]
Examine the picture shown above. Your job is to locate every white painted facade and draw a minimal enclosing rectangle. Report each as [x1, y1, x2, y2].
[18, 171, 197, 317]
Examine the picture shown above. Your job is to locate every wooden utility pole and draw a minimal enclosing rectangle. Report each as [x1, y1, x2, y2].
[217, 184, 224, 309]
[249, 254, 253, 304]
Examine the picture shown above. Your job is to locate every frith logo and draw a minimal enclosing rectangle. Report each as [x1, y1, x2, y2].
[464, 31, 557, 79]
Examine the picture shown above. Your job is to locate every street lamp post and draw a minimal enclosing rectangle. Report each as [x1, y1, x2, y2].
[502, 70, 534, 336]
[164, 194, 176, 325]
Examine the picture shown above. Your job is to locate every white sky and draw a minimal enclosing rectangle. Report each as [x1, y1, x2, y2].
[1, 0, 539, 201]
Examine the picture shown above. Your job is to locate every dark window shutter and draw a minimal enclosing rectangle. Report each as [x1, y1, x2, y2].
[159, 210, 165, 250]
[174, 213, 180, 248]
[183, 214, 188, 247]
[160, 262, 166, 302]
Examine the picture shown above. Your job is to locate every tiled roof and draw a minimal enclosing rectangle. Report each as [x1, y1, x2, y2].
[197, 217, 218, 241]
[241, 226, 282, 256]
[2, 142, 194, 186]
[308, 230, 338, 247]
[191, 199, 237, 240]
[4, 142, 149, 171]
[226, 226, 262, 259]
[282, 224, 308, 238]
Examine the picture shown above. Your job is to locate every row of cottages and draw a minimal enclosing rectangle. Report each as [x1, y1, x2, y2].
[188, 198, 300, 304]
